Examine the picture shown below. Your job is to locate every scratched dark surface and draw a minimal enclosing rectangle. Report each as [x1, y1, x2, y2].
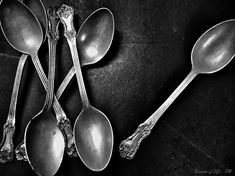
[0, 0, 235, 175]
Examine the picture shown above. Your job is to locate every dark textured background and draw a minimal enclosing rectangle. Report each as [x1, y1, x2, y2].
[0, 0, 235, 175]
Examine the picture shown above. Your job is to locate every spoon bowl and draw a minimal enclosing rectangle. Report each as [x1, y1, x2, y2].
[0, 0, 43, 55]
[24, 0, 47, 41]
[192, 19, 235, 73]
[25, 112, 64, 175]
[77, 8, 114, 65]
[74, 106, 113, 171]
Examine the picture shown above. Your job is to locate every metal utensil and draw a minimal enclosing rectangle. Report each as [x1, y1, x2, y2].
[24, 8, 64, 176]
[58, 5, 114, 171]
[119, 19, 235, 159]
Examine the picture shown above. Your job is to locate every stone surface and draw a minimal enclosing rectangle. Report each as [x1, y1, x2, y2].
[0, 0, 234, 175]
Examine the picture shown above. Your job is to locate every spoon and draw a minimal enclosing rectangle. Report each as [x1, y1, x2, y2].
[25, 8, 65, 176]
[57, 5, 114, 171]
[0, 0, 47, 163]
[119, 19, 235, 159]
[0, 0, 76, 160]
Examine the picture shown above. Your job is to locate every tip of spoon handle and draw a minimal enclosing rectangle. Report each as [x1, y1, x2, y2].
[57, 119, 78, 157]
[57, 4, 76, 41]
[15, 141, 28, 161]
[0, 149, 14, 164]
[119, 122, 152, 159]
[0, 123, 15, 163]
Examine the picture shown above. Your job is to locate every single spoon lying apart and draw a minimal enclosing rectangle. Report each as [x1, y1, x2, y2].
[119, 19, 235, 159]
[0, 0, 47, 163]
[25, 8, 64, 176]
[57, 5, 114, 171]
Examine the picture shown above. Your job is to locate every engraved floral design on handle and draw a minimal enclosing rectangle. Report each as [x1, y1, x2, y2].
[57, 4, 76, 42]
[15, 141, 27, 161]
[47, 7, 60, 41]
[58, 118, 78, 157]
[119, 121, 152, 159]
[0, 123, 15, 163]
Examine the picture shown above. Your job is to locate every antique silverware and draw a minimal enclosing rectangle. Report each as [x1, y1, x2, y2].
[15, 3, 115, 162]
[58, 5, 114, 171]
[119, 19, 235, 159]
[0, 0, 76, 161]
[24, 8, 64, 176]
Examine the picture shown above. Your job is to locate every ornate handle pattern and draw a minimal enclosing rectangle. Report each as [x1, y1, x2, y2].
[15, 141, 27, 161]
[119, 122, 152, 159]
[0, 123, 15, 163]
[57, 119, 77, 157]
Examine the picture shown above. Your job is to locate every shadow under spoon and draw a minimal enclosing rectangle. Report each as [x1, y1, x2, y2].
[119, 19, 235, 159]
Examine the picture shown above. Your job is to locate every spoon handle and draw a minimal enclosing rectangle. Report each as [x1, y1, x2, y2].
[119, 70, 197, 159]
[57, 5, 89, 106]
[55, 67, 75, 99]
[44, 7, 59, 111]
[0, 54, 27, 163]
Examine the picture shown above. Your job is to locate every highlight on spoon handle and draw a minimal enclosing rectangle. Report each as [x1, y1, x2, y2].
[119, 70, 197, 159]
[0, 54, 27, 163]
[45, 7, 60, 111]
[55, 67, 75, 99]
[57, 4, 89, 106]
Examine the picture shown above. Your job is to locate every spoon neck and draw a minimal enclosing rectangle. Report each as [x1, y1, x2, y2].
[147, 69, 198, 126]
[44, 8, 60, 111]
[7, 54, 28, 125]
[69, 39, 90, 106]
[44, 40, 57, 111]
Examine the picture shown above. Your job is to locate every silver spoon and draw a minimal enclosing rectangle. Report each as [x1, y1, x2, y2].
[58, 5, 114, 171]
[0, 0, 76, 160]
[25, 8, 64, 176]
[0, 0, 47, 163]
[119, 19, 235, 159]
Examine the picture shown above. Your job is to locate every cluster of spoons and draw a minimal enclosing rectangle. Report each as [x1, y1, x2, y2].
[0, 0, 235, 175]
[0, 0, 114, 175]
